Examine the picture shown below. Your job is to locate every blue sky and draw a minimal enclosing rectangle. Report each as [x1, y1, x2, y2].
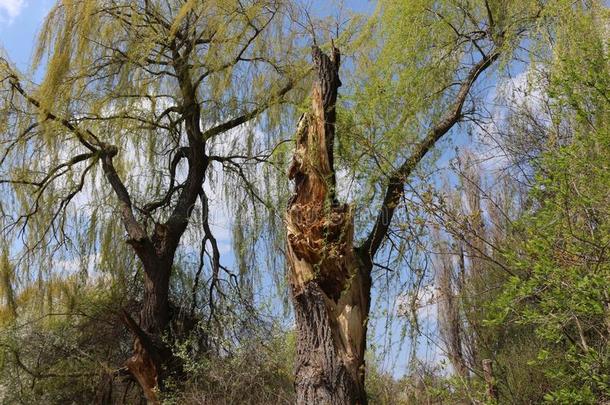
[0, 0, 54, 70]
[0, 0, 375, 70]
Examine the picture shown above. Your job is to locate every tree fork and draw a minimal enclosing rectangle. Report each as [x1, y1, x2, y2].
[286, 45, 370, 405]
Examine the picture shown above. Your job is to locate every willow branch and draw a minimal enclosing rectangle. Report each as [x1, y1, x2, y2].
[360, 50, 500, 260]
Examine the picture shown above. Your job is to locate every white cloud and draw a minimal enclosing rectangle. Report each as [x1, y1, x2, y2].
[0, 0, 25, 22]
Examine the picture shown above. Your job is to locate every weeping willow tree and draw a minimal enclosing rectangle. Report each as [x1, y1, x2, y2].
[0, 0, 309, 401]
[280, 1, 589, 403]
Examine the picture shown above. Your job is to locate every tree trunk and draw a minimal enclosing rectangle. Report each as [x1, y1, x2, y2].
[289, 263, 370, 405]
[140, 261, 171, 335]
[286, 46, 371, 405]
[122, 255, 174, 404]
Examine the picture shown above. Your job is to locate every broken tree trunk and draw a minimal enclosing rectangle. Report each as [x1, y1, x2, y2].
[286, 46, 371, 405]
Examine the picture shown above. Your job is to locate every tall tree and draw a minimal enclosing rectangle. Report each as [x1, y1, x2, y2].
[0, 1, 304, 401]
[284, 0, 552, 403]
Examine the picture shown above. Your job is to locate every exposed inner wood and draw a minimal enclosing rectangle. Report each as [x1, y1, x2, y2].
[286, 45, 369, 405]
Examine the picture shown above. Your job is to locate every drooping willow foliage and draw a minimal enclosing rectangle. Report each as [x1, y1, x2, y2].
[0, 0, 314, 325]
[331, 0, 583, 369]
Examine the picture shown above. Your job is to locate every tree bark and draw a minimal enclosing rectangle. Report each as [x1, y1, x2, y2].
[121, 256, 174, 404]
[286, 46, 370, 405]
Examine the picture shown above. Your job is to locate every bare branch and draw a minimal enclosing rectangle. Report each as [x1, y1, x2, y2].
[202, 78, 298, 140]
